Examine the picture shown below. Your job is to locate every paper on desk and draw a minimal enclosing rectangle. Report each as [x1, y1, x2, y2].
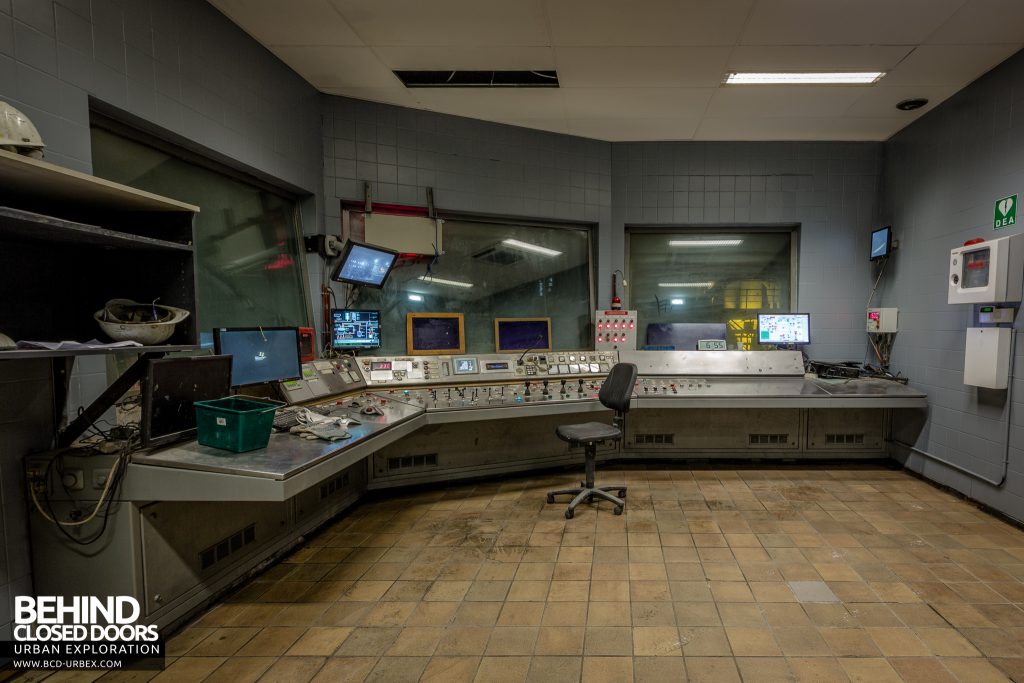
[16, 339, 144, 350]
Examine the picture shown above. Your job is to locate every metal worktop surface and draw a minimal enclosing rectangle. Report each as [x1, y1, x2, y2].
[132, 400, 424, 481]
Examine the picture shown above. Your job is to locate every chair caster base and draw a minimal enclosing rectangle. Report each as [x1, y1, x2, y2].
[565, 509, 574, 519]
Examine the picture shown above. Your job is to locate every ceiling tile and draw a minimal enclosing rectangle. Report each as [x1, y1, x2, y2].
[740, 0, 963, 45]
[272, 47, 400, 88]
[705, 86, 869, 118]
[882, 45, 1020, 87]
[563, 88, 713, 119]
[568, 118, 701, 141]
[844, 85, 958, 117]
[926, 0, 1024, 44]
[414, 88, 565, 121]
[321, 87, 422, 108]
[728, 46, 914, 72]
[374, 46, 555, 70]
[544, 0, 755, 46]
[330, 0, 550, 46]
[210, 0, 363, 46]
[501, 118, 571, 134]
[555, 47, 732, 87]
[695, 116, 908, 141]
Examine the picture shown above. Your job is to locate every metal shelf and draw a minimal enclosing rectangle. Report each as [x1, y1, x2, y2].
[0, 207, 193, 251]
[0, 345, 200, 360]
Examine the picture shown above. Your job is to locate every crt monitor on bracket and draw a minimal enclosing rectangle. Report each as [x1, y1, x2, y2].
[141, 355, 233, 447]
[330, 240, 399, 288]
[407, 313, 465, 355]
[494, 317, 552, 352]
[757, 313, 811, 345]
[213, 327, 302, 387]
[331, 309, 381, 350]
[870, 226, 892, 261]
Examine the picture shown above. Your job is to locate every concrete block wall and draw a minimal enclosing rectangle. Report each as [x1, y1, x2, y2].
[611, 142, 882, 361]
[882, 48, 1024, 521]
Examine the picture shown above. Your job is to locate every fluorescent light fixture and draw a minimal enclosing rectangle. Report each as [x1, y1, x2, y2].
[417, 275, 473, 289]
[668, 239, 743, 247]
[658, 282, 714, 288]
[501, 238, 562, 257]
[725, 72, 884, 85]
[670, 298, 684, 305]
[408, 293, 424, 301]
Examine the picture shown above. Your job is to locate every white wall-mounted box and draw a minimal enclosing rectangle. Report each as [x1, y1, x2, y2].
[948, 233, 1024, 304]
[364, 213, 443, 256]
[964, 327, 1011, 389]
[866, 307, 898, 333]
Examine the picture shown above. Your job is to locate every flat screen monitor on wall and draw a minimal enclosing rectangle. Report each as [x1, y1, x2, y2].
[141, 355, 232, 447]
[407, 313, 466, 355]
[330, 240, 399, 288]
[213, 327, 302, 387]
[331, 309, 381, 350]
[870, 226, 892, 261]
[494, 317, 552, 353]
[757, 314, 811, 345]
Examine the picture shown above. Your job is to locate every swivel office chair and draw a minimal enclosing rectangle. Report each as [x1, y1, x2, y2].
[547, 362, 638, 519]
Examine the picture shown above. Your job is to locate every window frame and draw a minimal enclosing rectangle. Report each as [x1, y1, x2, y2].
[89, 106, 315, 330]
[340, 205, 598, 353]
[624, 223, 801, 313]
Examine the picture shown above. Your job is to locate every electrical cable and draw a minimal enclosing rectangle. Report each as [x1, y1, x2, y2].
[866, 256, 888, 308]
[890, 328, 1017, 488]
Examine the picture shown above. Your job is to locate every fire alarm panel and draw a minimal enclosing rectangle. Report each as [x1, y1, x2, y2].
[594, 310, 638, 350]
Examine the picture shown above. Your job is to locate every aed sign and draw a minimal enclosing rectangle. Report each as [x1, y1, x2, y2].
[995, 194, 1017, 229]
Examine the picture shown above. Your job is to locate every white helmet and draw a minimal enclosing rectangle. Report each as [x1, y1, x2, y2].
[0, 102, 44, 159]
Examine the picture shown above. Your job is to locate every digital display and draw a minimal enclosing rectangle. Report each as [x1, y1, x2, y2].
[331, 309, 381, 349]
[870, 226, 892, 261]
[485, 362, 510, 371]
[213, 327, 302, 387]
[495, 318, 551, 352]
[757, 314, 811, 345]
[331, 240, 399, 288]
[142, 355, 232, 447]
[453, 357, 478, 374]
[409, 314, 464, 353]
[371, 361, 393, 371]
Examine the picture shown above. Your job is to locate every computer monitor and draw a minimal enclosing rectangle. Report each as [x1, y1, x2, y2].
[494, 317, 552, 353]
[407, 313, 465, 355]
[331, 309, 382, 350]
[870, 226, 892, 261]
[213, 327, 302, 387]
[330, 239, 399, 288]
[757, 314, 811, 345]
[141, 355, 232, 447]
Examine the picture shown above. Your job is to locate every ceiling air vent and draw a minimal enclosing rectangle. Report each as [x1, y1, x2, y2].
[473, 244, 524, 266]
[394, 70, 559, 88]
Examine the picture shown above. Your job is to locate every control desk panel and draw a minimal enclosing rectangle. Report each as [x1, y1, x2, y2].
[356, 350, 618, 388]
[379, 377, 609, 411]
[278, 357, 366, 405]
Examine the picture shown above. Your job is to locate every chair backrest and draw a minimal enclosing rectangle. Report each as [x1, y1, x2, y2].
[598, 362, 638, 413]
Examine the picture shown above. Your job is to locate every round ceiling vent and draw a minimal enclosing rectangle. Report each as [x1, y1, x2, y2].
[896, 98, 929, 111]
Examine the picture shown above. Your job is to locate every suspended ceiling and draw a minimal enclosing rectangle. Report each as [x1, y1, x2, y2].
[208, 0, 1024, 142]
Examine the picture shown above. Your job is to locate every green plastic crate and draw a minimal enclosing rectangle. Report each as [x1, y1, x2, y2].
[194, 397, 278, 453]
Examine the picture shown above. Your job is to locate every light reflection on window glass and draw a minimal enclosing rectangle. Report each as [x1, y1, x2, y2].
[349, 216, 592, 354]
[90, 127, 309, 336]
[628, 230, 793, 350]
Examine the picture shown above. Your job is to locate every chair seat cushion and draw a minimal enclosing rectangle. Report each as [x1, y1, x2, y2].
[556, 422, 622, 444]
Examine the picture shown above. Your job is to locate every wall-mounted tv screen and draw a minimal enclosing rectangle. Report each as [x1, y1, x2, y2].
[407, 313, 465, 355]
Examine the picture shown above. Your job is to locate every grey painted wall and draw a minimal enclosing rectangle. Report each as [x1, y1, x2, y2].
[882, 49, 1024, 522]
[0, 0, 322, 638]
[611, 142, 881, 361]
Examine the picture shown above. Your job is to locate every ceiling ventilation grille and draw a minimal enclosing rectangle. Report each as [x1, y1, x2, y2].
[394, 70, 559, 88]
[473, 244, 524, 266]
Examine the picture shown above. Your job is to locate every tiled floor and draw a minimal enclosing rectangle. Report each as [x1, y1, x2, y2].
[59, 465, 1024, 681]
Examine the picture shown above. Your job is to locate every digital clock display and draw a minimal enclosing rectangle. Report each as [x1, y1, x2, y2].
[370, 361, 393, 371]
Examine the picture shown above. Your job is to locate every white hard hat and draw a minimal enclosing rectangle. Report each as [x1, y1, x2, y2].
[0, 101, 44, 159]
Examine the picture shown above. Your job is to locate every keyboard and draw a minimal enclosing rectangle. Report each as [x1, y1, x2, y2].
[272, 405, 333, 431]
